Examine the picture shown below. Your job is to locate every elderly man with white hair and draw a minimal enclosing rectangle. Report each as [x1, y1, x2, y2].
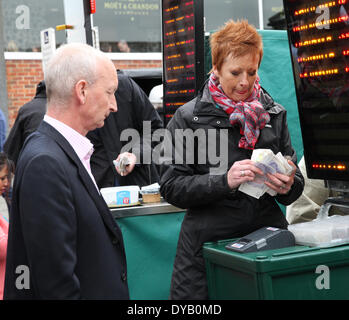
[4, 43, 129, 300]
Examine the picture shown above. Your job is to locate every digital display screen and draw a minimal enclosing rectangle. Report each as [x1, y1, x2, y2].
[284, 0, 349, 180]
[161, 0, 204, 124]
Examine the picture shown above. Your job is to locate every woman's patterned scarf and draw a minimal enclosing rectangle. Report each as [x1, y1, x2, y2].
[208, 72, 270, 150]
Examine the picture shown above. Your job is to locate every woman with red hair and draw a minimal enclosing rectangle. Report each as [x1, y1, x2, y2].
[160, 20, 304, 299]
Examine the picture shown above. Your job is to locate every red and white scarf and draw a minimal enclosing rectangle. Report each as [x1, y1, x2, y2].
[208, 73, 270, 150]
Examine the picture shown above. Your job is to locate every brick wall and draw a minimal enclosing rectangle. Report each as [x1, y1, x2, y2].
[6, 60, 44, 127]
[5, 59, 162, 128]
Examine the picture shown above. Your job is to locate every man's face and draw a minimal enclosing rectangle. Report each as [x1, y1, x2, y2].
[84, 59, 118, 131]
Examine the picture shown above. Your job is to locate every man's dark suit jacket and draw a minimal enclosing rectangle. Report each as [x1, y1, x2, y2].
[4, 121, 129, 299]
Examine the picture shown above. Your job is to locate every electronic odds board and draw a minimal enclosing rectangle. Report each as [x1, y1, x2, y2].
[284, 0, 349, 180]
[162, 0, 204, 124]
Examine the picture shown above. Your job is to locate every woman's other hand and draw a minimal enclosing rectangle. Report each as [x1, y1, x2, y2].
[264, 160, 297, 195]
[227, 159, 264, 189]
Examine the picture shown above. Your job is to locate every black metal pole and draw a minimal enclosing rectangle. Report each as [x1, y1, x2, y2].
[83, 0, 93, 46]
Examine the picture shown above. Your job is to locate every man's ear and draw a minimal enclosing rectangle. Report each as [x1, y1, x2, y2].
[75, 80, 88, 104]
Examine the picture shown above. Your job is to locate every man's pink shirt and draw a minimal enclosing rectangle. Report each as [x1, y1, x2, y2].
[44, 115, 99, 192]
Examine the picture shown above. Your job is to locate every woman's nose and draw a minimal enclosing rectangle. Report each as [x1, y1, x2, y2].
[239, 74, 249, 87]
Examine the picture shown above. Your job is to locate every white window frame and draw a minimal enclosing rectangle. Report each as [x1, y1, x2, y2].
[4, 0, 266, 58]
[4, 52, 162, 60]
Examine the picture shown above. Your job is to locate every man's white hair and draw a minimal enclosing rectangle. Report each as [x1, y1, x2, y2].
[45, 43, 110, 106]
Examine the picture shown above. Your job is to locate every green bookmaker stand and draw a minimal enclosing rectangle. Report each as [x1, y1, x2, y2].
[111, 202, 186, 300]
[203, 239, 349, 300]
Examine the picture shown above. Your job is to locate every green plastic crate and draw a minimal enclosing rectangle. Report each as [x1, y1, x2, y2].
[203, 239, 349, 300]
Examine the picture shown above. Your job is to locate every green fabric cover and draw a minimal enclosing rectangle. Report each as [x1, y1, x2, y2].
[116, 211, 186, 300]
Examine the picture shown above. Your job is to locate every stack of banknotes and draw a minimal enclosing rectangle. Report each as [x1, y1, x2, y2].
[113, 155, 131, 176]
[239, 149, 293, 199]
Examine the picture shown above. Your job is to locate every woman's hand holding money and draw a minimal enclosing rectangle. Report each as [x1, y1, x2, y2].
[264, 160, 297, 195]
[227, 159, 264, 190]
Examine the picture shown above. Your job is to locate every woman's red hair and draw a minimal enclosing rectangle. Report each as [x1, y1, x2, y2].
[210, 19, 263, 72]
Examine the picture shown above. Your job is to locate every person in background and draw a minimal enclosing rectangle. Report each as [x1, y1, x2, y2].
[117, 40, 131, 53]
[0, 109, 6, 152]
[4, 43, 129, 300]
[87, 70, 163, 188]
[0, 153, 14, 222]
[4, 81, 46, 166]
[149, 84, 164, 119]
[6, 40, 18, 52]
[0, 152, 13, 300]
[286, 156, 328, 223]
[100, 42, 113, 53]
[0, 212, 8, 300]
[160, 19, 304, 299]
